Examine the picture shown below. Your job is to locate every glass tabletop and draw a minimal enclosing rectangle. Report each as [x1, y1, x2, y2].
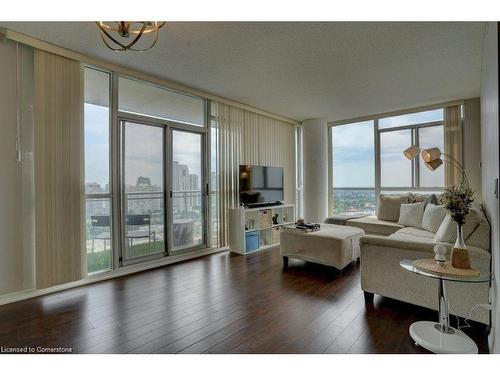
[400, 259, 493, 283]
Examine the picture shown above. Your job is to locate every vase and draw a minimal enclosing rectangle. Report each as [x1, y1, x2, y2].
[451, 223, 471, 269]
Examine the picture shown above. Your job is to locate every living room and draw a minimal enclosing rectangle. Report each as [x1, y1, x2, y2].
[1, 1, 500, 373]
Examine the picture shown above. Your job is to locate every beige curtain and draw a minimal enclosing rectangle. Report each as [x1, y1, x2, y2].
[34, 50, 85, 289]
[444, 105, 463, 187]
[211, 102, 296, 247]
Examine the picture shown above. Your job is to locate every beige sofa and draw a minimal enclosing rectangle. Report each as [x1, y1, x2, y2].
[347, 201, 491, 324]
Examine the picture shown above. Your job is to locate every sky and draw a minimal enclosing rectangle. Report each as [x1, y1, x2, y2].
[86, 103, 444, 191]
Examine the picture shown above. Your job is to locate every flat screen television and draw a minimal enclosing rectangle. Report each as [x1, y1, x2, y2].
[239, 165, 284, 206]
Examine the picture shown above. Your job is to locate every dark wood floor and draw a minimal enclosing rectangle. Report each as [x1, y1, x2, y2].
[0, 246, 489, 354]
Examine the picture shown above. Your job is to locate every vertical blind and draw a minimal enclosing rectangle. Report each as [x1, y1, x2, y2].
[444, 105, 463, 187]
[211, 102, 296, 247]
[34, 50, 85, 289]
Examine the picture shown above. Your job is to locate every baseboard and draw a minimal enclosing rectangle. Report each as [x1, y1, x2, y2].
[0, 246, 229, 306]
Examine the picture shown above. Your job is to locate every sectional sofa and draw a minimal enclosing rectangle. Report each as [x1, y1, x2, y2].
[342, 194, 491, 324]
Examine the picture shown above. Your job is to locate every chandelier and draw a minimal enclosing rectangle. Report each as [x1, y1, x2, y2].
[96, 21, 166, 52]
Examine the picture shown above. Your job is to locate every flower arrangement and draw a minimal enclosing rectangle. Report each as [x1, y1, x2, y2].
[441, 185, 474, 269]
[440, 185, 474, 225]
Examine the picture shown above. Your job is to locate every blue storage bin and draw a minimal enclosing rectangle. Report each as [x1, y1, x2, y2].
[245, 231, 260, 252]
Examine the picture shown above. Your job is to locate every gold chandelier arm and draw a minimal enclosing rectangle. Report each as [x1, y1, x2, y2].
[96, 22, 129, 51]
[129, 23, 161, 51]
[123, 23, 148, 50]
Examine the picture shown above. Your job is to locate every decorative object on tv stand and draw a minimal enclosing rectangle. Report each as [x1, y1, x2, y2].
[272, 214, 279, 225]
[96, 21, 166, 51]
[433, 244, 447, 264]
[403, 146, 473, 269]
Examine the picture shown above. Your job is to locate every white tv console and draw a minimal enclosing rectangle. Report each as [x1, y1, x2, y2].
[228, 204, 295, 255]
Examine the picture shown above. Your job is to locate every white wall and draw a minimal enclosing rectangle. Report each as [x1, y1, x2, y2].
[0, 40, 35, 295]
[302, 118, 328, 223]
[480, 22, 500, 354]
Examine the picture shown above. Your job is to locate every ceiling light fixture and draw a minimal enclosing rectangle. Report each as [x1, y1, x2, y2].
[96, 21, 166, 52]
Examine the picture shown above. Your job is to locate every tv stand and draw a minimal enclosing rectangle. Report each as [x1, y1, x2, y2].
[245, 201, 284, 209]
[229, 203, 295, 255]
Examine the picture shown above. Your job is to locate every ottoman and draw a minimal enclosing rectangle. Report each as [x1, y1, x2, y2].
[280, 224, 365, 272]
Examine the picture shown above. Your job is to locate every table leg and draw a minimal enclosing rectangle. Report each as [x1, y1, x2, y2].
[409, 278, 478, 353]
[437, 278, 451, 333]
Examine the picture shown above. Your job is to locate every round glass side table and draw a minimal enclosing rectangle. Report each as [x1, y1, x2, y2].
[400, 259, 493, 354]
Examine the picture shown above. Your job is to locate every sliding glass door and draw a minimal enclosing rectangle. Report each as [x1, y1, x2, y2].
[120, 121, 206, 264]
[122, 121, 166, 262]
[171, 130, 205, 251]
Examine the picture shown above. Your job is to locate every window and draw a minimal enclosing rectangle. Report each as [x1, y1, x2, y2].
[118, 76, 205, 126]
[379, 108, 444, 190]
[330, 107, 447, 215]
[380, 129, 412, 187]
[378, 108, 443, 129]
[171, 130, 204, 251]
[418, 125, 445, 187]
[84, 68, 210, 270]
[331, 121, 375, 214]
[84, 67, 112, 274]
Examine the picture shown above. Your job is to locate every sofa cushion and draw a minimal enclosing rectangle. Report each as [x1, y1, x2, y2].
[398, 202, 426, 227]
[347, 215, 403, 236]
[434, 206, 482, 244]
[465, 204, 490, 251]
[421, 203, 447, 233]
[389, 227, 436, 244]
[467, 221, 490, 251]
[377, 194, 409, 222]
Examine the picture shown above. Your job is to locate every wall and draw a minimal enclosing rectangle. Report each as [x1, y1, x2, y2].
[0, 40, 35, 295]
[463, 98, 482, 201]
[480, 22, 500, 354]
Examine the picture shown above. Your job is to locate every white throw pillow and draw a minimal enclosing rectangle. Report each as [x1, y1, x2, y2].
[421, 203, 447, 233]
[398, 202, 426, 227]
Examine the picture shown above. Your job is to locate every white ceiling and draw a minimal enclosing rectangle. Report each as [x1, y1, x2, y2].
[0, 22, 486, 122]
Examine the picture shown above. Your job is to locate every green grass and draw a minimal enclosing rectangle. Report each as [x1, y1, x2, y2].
[87, 240, 165, 274]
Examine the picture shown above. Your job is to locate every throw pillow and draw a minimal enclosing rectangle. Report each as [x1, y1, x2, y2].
[421, 203, 447, 232]
[433, 209, 482, 244]
[407, 193, 438, 205]
[377, 194, 409, 222]
[425, 194, 439, 205]
[398, 202, 426, 227]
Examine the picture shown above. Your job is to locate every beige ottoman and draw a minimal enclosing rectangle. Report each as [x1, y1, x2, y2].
[280, 224, 365, 272]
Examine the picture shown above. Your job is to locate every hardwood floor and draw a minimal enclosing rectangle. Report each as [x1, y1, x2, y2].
[0, 246, 489, 354]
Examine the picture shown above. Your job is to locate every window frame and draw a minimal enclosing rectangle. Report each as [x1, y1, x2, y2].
[328, 103, 460, 216]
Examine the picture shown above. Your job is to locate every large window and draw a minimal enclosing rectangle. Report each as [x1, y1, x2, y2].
[84, 67, 112, 274]
[84, 68, 209, 271]
[330, 107, 447, 215]
[331, 121, 375, 214]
